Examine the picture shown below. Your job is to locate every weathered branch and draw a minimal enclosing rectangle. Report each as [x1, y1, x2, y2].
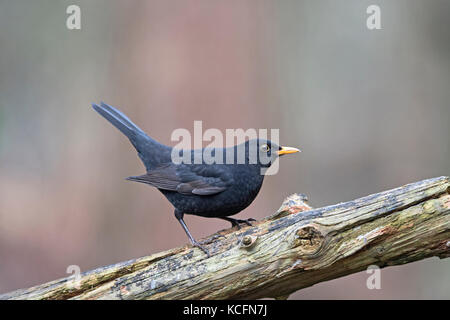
[2, 176, 449, 300]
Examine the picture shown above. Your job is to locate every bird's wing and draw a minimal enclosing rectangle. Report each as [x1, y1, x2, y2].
[126, 163, 231, 196]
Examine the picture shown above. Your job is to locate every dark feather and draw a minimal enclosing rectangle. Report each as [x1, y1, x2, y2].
[126, 163, 230, 196]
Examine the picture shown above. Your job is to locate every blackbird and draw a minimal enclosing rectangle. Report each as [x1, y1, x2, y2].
[92, 102, 300, 256]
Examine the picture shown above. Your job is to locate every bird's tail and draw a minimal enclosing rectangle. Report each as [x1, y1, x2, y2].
[92, 102, 170, 169]
[92, 102, 147, 139]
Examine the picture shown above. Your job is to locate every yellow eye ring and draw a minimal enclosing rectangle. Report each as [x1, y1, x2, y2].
[260, 144, 270, 152]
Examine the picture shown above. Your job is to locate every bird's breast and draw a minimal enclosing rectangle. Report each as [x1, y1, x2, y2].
[162, 167, 264, 217]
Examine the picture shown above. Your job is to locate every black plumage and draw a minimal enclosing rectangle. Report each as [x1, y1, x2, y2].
[92, 102, 300, 256]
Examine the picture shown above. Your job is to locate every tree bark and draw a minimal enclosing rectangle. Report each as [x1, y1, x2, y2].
[1, 176, 449, 300]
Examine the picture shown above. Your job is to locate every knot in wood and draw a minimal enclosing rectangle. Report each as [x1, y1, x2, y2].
[240, 235, 258, 249]
[294, 225, 324, 253]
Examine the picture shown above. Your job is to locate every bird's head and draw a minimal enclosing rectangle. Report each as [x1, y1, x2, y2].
[241, 139, 301, 168]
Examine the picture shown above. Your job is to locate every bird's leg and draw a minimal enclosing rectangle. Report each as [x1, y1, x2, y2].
[174, 209, 210, 257]
[220, 217, 256, 229]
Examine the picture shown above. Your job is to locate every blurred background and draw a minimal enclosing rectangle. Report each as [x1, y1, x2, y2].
[0, 0, 449, 298]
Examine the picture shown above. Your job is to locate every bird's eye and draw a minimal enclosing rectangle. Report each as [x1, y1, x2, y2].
[260, 144, 270, 152]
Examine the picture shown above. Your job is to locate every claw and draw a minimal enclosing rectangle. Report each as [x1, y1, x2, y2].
[244, 218, 256, 224]
[221, 217, 257, 229]
[192, 240, 210, 257]
[236, 218, 256, 227]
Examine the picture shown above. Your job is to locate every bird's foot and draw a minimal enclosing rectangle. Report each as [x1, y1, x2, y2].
[226, 217, 256, 229]
[191, 240, 211, 257]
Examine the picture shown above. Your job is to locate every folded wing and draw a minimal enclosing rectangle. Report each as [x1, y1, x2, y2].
[126, 163, 231, 196]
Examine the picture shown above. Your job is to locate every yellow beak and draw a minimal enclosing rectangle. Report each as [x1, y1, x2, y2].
[277, 146, 301, 156]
